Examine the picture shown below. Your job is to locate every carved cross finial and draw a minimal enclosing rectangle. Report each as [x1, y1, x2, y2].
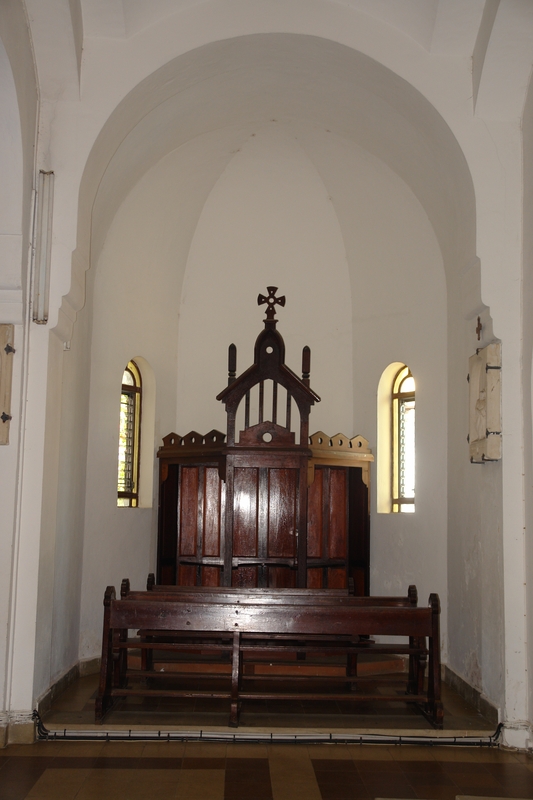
[257, 286, 286, 322]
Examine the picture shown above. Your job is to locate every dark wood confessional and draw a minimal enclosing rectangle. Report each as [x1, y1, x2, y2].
[156, 287, 373, 593]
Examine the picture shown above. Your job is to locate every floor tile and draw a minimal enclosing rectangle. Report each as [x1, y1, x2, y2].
[184, 742, 228, 758]
[354, 758, 404, 773]
[397, 760, 446, 773]
[0, 668, 523, 800]
[412, 787, 458, 800]
[269, 748, 322, 800]
[24, 767, 92, 799]
[176, 768, 225, 800]
[402, 771, 455, 786]
[182, 756, 226, 769]
[97, 742, 146, 758]
[141, 741, 186, 757]
[390, 746, 439, 762]
[307, 744, 355, 760]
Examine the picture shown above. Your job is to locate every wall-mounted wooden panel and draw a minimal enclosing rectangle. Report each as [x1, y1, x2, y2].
[0, 325, 14, 445]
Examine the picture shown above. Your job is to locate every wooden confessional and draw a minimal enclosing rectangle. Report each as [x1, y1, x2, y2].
[156, 288, 373, 594]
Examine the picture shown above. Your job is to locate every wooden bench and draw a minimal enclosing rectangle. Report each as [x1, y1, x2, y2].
[96, 586, 442, 727]
[123, 578, 420, 681]
[142, 574, 418, 607]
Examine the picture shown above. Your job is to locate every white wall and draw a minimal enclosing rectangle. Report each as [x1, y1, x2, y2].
[345, 148, 448, 642]
[5, 0, 533, 745]
[79, 155, 186, 658]
[0, 2, 37, 737]
[523, 73, 533, 738]
[77, 119, 449, 664]
[178, 125, 352, 436]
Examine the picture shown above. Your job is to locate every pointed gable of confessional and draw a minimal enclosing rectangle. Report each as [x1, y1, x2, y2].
[216, 287, 320, 447]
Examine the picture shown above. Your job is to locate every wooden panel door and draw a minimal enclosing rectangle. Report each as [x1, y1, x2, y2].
[158, 463, 225, 586]
[231, 466, 299, 588]
[306, 465, 369, 593]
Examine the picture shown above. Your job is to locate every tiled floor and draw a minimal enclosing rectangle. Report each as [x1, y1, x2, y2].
[41, 671, 495, 734]
[0, 668, 511, 799]
[2, 739, 533, 800]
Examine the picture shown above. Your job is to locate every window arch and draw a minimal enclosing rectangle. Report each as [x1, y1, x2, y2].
[117, 360, 142, 507]
[377, 362, 415, 514]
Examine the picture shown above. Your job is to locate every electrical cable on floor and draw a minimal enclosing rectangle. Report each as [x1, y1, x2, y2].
[32, 711, 503, 747]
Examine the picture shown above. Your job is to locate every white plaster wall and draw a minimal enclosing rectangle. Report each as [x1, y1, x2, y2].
[0, 324, 23, 713]
[178, 126, 352, 436]
[78, 119, 450, 664]
[523, 75, 533, 739]
[6, 0, 531, 740]
[0, 3, 37, 728]
[344, 150, 448, 644]
[447, 287, 504, 710]
[79, 155, 191, 658]
[0, 37, 24, 719]
[32, 305, 92, 701]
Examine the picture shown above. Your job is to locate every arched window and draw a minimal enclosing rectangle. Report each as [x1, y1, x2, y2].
[117, 360, 142, 507]
[391, 366, 415, 513]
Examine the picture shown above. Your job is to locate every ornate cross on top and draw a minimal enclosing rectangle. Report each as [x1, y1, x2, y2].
[257, 286, 286, 322]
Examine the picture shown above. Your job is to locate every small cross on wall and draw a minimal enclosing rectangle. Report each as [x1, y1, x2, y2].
[476, 316, 482, 341]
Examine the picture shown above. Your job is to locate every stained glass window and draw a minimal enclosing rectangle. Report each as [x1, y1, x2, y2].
[117, 361, 141, 507]
[392, 366, 415, 513]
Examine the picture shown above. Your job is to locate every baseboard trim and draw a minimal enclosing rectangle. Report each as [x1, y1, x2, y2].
[444, 665, 499, 725]
[37, 663, 80, 716]
[79, 656, 100, 677]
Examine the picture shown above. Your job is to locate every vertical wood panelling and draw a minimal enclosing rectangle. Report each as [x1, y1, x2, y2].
[178, 467, 199, 555]
[232, 567, 258, 587]
[203, 467, 222, 557]
[202, 566, 220, 586]
[328, 468, 347, 559]
[307, 569, 322, 588]
[158, 455, 369, 594]
[233, 467, 258, 556]
[178, 564, 196, 585]
[327, 568, 346, 588]
[258, 468, 269, 563]
[307, 468, 323, 558]
[268, 567, 296, 588]
[267, 469, 298, 558]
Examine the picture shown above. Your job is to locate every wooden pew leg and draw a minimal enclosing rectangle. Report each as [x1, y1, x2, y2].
[426, 595, 444, 728]
[229, 630, 241, 727]
[141, 635, 154, 672]
[406, 637, 426, 696]
[347, 653, 358, 691]
[417, 646, 427, 696]
[407, 637, 417, 694]
[96, 587, 116, 723]
[118, 628, 128, 688]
